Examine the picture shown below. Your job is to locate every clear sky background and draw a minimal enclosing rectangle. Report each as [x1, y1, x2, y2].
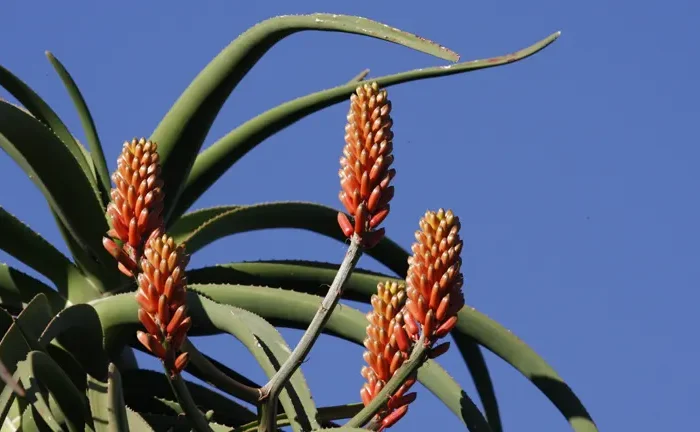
[1, 1, 699, 431]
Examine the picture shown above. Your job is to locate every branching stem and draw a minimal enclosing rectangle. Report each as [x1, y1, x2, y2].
[257, 235, 364, 431]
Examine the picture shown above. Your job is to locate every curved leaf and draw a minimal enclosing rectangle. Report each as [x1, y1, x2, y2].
[0, 100, 111, 272]
[91, 290, 485, 430]
[125, 407, 155, 432]
[457, 308, 597, 431]
[130, 340, 262, 405]
[0, 207, 84, 299]
[188, 260, 593, 430]
[0, 294, 54, 418]
[187, 260, 501, 429]
[186, 295, 319, 432]
[17, 350, 93, 432]
[190, 284, 488, 431]
[45, 51, 110, 204]
[172, 31, 560, 218]
[120, 369, 256, 427]
[38, 303, 108, 381]
[85, 363, 127, 432]
[0, 63, 95, 191]
[170, 202, 409, 276]
[0, 263, 67, 313]
[151, 13, 461, 222]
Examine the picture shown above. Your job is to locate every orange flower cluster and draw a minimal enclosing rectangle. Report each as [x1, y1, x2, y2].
[103, 138, 191, 377]
[361, 281, 416, 431]
[404, 209, 465, 348]
[337, 82, 395, 247]
[103, 138, 164, 277]
[135, 229, 191, 376]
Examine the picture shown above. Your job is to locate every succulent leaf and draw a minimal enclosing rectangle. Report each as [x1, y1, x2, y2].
[170, 202, 409, 275]
[38, 304, 108, 380]
[0, 101, 112, 279]
[45, 51, 111, 205]
[120, 361, 256, 427]
[0, 64, 96, 192]
[0, 207, 87, 299]
[172, 32, 560, 219]
[16, 350, 92, 431]
[151, 13, 461, 223]
[0, 263, 68, 313]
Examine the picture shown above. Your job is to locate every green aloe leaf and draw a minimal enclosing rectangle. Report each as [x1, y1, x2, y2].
[189, 285, 489, 431]
[134, 412, 231, 432]
[85, 363, 127, 432]
[107, 364, 129, 432]
[180, 338, 261, 404]
[90, 291, 486, 430]
[187, 260, 501, 430]
[0, 295, 55, 424]
[16, 350, 93, 432]
[0, 101, 111, 276]
[151, 13, 461, 222]
[188, 260, 594, 431]
[236, 403, 363, 431]
[125, 407, 155, 432]
[38, 303, 108, 381]
[130, 340, 262, 405]
[0, 63, 96, 191]
[0, 207, 86, 300]
[186, 295, 319, 432]
[169, 202, 409, 276]
[171, 32, 560, 219]
[45, 51, 110, 205]
[457, 308, 597, 432]
[0, 263, 67, 313]
[120, 369, 256, 427]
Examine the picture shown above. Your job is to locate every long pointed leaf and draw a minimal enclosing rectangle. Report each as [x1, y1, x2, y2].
[0, 64, 95, 191]
[0, 100, 111, 276]
[269, 279, 593, 430]
[152, 13, 461, 222]
[172, 32, 560, 218]
[188, 260, 592, 430]
[0, 263, 68, 313]
[0, 207, 84, 298]
[186, 295, 318, 432]
[120, 366, 257, 427]
[38, 303, 108, 381]
[45, 51, 110, 205]
[124, 407, 155, 431]
[187, 260, 501, 429]
[169, 202, 409, 275]
[91, 290, 487, 430]
[16, 350, 93, 432]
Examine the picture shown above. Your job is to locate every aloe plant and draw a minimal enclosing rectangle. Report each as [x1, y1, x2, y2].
[0, 13, 596, 432]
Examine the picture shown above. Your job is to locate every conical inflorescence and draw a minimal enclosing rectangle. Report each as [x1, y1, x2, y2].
[135, 229, 191, 377]
[337, 82, 395, 247]
[403, 209, 465, 348]
[361, 281, 416, 431]
[103, 137, 165, 276]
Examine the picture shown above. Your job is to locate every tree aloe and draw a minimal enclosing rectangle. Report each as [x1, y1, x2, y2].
[0, 12, 595, 432]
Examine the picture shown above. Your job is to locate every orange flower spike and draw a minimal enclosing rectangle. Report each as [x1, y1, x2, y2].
[135, 228, 191, 376]
[103, 138, 165, 275]
[360, 280, 415, 429]
[337, 82, 395, 247]
[405, 209, 466, 348]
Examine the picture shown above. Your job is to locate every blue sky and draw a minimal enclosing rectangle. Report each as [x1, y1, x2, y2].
[1, 1, 699, 431]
